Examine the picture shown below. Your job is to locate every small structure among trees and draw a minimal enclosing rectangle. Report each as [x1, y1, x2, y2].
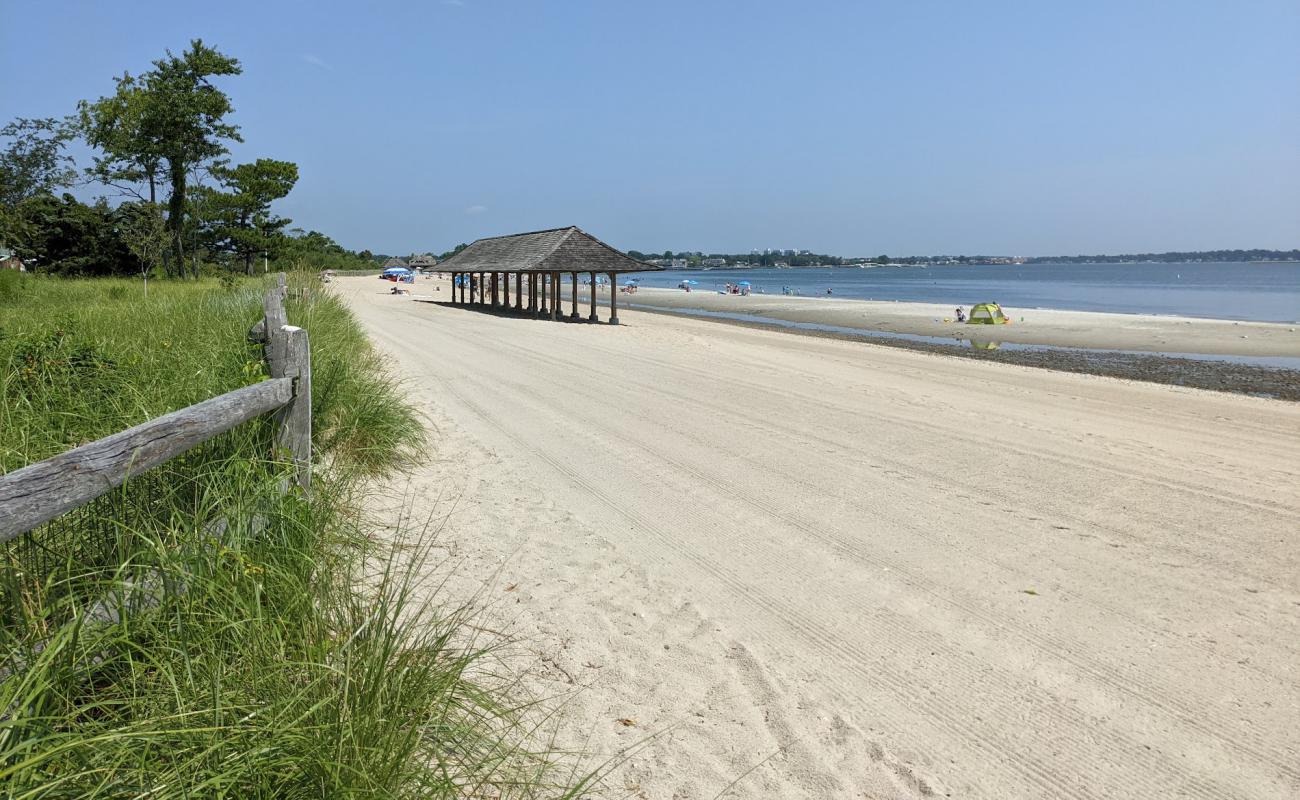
[438, 226, 662, 325]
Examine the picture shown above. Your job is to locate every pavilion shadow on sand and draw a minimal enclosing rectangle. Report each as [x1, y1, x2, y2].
[437, 226, 664, 325]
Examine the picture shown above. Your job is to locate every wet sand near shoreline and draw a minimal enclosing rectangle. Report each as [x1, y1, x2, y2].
[340, 275, 1300, 799]
[615, 286, 1300, 358]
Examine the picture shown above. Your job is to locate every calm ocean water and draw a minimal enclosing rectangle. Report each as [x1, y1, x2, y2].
[631, 262, 1300, 323]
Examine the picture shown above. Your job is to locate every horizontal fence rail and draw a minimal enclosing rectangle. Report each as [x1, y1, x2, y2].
[1, 273, 312, 545]
[0, 377, 294, 543]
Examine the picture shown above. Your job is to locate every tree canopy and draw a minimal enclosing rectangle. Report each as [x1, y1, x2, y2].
[0, 117, 78, 212]
[196, 159, 299, 274]
[80, 39, 243, 276]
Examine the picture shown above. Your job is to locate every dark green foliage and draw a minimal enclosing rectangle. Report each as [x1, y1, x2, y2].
[3, 194, 142, 276]
[274, 229, 378, 272]
[196, 158, 298, 275]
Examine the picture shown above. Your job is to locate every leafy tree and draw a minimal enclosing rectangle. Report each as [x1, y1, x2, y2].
[197, 159, 298, 274]
[4, 193, 139, 275]
[78, 82, 164, 204]
[80, 40, 243, 276]
[117, 201, 168, 283]
[0, 117, 78, 213]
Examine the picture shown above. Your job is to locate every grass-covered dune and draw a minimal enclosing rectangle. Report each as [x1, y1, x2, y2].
[0, 270, 591, 798]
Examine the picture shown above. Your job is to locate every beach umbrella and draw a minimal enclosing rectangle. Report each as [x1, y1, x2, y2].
[737, 280, 751, 286]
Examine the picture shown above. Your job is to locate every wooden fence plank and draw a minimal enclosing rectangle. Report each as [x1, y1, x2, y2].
[263, 284, 287, 341]
[268, 325, 312, 492]
[0, 378, 294, 543]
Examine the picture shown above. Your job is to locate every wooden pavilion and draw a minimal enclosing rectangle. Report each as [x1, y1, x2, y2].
[438, 226, 663, 325]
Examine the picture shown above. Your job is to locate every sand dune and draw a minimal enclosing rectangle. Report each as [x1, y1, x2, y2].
[341, 276, 1300, 799]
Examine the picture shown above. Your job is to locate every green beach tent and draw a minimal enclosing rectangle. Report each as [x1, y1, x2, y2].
[967, 303, 1009, 325]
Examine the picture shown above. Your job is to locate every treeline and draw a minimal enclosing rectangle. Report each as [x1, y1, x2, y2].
[626, 250, 847, 267]
[1023, 249, 1300, 264]
[624, 248, 1299, 268]
[0, 40, 378, 277]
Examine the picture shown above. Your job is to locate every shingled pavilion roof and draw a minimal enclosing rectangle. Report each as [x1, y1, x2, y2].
[438, 226, 663, 274]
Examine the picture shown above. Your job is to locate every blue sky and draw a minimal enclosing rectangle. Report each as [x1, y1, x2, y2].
[3, 0, 1297, 256]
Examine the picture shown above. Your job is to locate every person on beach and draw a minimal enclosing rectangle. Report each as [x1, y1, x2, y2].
[955, 306, 966, 323]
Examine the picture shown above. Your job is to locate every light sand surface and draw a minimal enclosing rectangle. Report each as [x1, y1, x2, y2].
[613, 286, 1300, 358]
[341, 276, 1300, 799]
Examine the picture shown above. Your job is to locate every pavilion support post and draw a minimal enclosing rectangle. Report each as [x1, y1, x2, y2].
[490, 273, 497, 307]
[479, 272, 486, 305]
[532, 274, 539, 317]
[451, 273, 457, 302]
[516, 273, 522, 310]
[552, 272, 561, 320]
[503, 272, 510, 308]
[570, 272, 579, 319]
[458, 273, 464, 303]
[588, 271, 598, 322]
[608, 272, 619, 324]
[541, 274, 549, 315]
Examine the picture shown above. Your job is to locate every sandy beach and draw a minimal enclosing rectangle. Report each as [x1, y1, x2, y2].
[614, 286, 1300, 358]
[341, 275, 1300, 798]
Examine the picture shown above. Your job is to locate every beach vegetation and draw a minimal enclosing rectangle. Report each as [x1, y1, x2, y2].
[0, 275, 591, 796]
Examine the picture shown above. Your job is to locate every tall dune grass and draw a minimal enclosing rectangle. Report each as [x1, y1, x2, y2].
[0, 271, 592, 797]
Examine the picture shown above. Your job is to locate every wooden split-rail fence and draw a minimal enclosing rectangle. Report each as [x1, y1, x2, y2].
[0, 274, 312, 545]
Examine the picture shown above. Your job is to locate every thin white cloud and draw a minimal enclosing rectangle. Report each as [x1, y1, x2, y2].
[300, 54, 332, 70]
[465, 204, 487, 215]
[442, 0, 464, 6]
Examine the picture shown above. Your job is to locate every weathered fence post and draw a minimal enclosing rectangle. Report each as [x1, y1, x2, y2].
[268, 325, 312, 493]
[264, 276, 288, 340]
